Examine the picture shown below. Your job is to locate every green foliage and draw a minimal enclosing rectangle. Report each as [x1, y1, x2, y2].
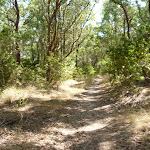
[0, 52, 16, 87]
[1, 0, 148, 88]
[99, 59, 108, 75]
[73, 65, 96, 79]
[46, 56, 64, 84]
[8, 66, 35, 85]
[105, 26, 150, 82]
[94, 0, 150, 84]
[83, 65, 96, 76]
[16, 98, 28, 107]
[0, 0, 94, 88]
[73, 67, 85, 79]
[60, 58, 76, 80]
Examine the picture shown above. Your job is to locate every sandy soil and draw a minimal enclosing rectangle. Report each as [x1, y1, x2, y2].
[0, 77, 149, 150]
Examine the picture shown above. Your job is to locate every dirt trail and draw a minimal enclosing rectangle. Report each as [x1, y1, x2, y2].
[0, 77, 149, 150]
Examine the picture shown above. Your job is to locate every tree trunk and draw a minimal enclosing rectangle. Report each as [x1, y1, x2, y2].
[149, 0, 150, 15]
[142, 68, 150, 83]
[15, 0, 21, 65]
[46, 0, 51, 82]
[46, 23, 51, 82]
[46, 1, 61, 82]
[37, 42, 40, 64]
[123, 16, 126, 38]
[31, 38, 34, 62]
[111, 0, 130, 39]
[76, 49, 78, 67]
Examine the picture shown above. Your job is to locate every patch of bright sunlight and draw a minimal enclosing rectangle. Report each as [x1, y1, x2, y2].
[141, 88, 150, 97]
[0, 135, 13, 145]
[91, 104, 112, 112]
[50, 127, 76, 136]
[0, 79, 85, 106]
[78, 121, 106, 132]
[0, 86, 29, 104]
[59, 79, 84, 94]
[17, 104, 33, 112]
[61, 79, 79, 86]
[78, 118, 111, 133]
[99, 141, 115, 150]
[134, 88, 150, 102]
[49, 119, 111, 136]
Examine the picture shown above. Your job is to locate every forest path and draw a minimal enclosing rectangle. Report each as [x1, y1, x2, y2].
[0, 77, 147, 150]
[52, 77, 132, 150]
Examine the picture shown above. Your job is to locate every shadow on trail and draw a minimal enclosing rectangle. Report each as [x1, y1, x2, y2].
[0, 77, 148, 149]
[0, 141, 56, 150]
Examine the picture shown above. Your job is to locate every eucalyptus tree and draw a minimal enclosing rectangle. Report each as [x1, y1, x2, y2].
[0, 0, 22, 86]
[37, 0, 94, 81]
[0, 0, 98, 87]
[95, 0, 150, 82]
[2, 0, 21, 65]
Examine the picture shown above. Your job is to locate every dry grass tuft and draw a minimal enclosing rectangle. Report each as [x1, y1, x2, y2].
[128, 109, 150, 132]
[0, 79, 88, 105]
[141, 88, 150, 97]
[111, 80, 150, 145]
[124, 108, 150, 144]
[0, 86, 29, 104]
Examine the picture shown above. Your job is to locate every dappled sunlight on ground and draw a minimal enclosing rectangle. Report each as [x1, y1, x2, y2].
[0, 79, 85, 104]
[49, 118, 110, 136]
[99, 141, 116, 150]
[0, 77, 150, 149]
[57, 79, 85, 99]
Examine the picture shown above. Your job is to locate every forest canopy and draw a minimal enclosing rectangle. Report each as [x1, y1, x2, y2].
[0, 0, 150, 88]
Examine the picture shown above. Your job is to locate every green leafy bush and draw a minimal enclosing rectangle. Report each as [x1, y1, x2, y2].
[83, 65, 96, 76]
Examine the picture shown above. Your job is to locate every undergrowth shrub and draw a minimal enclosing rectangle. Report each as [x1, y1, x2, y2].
[8, 66, 37, 86]
[83, 65, 96, 76]
[73, 65, 97, 79]
[104, 35, 150, 84]
[72, 67, 85, 79]
[0, 51, 16, 87]
[61, 59, 75, 80]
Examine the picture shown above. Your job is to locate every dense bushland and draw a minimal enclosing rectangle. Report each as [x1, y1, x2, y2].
[0, 0, 149, 89]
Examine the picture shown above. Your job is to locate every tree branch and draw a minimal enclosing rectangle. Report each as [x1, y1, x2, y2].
[136, 0, 145, 23]
[111, 0, 131, 39]
[7, 15, 15, 23]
